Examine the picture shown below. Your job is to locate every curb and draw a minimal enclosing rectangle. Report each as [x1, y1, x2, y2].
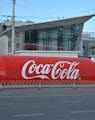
[2, 84, 95, 89]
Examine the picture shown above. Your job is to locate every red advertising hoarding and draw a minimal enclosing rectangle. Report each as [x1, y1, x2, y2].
[0, 55, 95, 85]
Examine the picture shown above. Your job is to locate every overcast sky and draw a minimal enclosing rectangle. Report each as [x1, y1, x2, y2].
[0, 0, 95, 32]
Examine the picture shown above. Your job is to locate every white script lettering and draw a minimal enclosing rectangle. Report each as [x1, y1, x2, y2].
[21, 60, 80, 80]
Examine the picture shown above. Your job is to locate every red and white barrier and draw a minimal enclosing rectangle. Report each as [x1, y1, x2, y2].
[0, 55, 95, 86]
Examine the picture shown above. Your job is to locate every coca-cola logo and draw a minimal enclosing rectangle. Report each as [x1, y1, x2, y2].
[21, 60, 80, 80]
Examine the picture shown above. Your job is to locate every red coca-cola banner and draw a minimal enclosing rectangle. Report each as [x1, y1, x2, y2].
[0, 55, 95, 81]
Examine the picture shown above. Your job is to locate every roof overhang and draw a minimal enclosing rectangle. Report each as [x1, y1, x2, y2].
[2, 14, 94, 37]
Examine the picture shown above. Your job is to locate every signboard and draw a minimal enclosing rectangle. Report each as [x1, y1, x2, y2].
[0, 56, 95, 85]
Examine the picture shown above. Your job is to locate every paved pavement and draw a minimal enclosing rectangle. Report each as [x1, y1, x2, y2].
[0, 87, 95, 120]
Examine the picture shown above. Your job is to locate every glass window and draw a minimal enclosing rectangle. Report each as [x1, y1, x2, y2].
[24, 24, 80, 51]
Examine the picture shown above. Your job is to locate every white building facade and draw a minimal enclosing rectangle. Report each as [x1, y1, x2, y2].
[0, 14, 94, 57]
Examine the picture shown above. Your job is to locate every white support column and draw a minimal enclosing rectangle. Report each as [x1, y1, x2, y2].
[12, 0, 16, 55]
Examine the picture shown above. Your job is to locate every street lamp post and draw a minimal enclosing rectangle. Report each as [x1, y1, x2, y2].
[12, 0, 16, 55]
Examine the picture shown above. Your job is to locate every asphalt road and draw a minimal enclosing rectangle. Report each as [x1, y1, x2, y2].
[0, 87, 95, 120]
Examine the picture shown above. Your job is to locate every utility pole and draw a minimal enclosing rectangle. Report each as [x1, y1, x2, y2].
[12, 0, 16, 55]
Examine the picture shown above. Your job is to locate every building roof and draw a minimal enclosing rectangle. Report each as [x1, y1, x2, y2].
[2, 14, 94, 36]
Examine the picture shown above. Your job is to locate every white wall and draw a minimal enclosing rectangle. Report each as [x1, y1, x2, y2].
[14, 50, 79, 58]
[0, 36, 8, 55]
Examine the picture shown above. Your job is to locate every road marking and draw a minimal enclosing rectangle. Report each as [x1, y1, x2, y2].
[0, 93, 95, 99]
[15, 113, 45, 117]
[63, 100, 81, 103]
[71, 110, 95, 114]
[0, 103, 13, 106]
